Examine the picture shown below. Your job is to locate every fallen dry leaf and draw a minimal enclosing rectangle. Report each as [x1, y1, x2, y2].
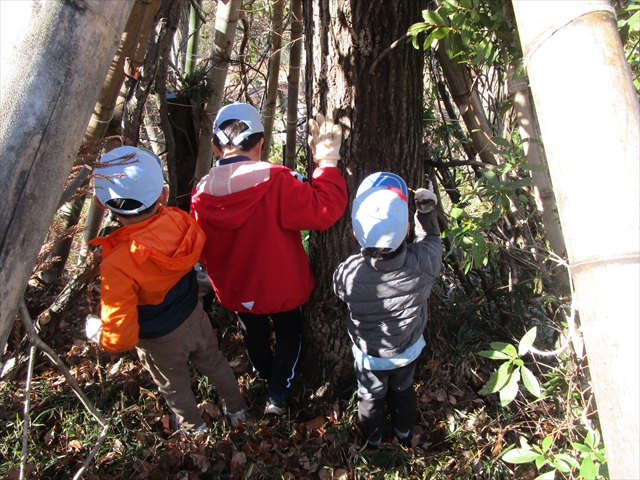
[231, 451, 247, 469]
[67, 439, 83, 452]
[305, 416, 327, 430]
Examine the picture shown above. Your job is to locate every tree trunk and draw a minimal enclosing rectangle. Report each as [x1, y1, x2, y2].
[300, 0, 425, 399]
[122, 0, 187, 144]
[260, 0, 285, 161]
[435, 44, 498, 166]
[193, 0, 243, 182]
[284, 0, 303, 169]
[512, 2, 640, 478]
[85, 0, 162, 142]
[41, 0, 162, 285]
[506, 66, 569, 291]
[0, 0, 135, 356]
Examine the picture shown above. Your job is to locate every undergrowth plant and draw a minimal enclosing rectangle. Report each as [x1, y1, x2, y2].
[477, 327, 541, 406]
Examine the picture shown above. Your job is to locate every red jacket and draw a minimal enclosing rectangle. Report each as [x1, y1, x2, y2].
[90, 207, 205, 352]
[191, 160, 347, 314]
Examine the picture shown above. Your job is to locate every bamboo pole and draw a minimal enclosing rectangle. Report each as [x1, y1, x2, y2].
[512, 2, 640, 477]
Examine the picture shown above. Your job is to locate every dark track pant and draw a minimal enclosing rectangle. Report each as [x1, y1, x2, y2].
[237, 307, 303, 396]
[354, 359, 418, 442]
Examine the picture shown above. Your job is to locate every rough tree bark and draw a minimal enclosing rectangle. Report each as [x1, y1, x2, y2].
[0, 0, 135, 356]
[512, 2, 640, 478]
[300, 0, 426, 399]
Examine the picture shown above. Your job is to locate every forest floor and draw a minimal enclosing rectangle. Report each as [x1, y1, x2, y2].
[1, 273, 573, 480]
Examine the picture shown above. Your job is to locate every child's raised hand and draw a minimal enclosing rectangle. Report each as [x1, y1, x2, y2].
[415, 181, 437, 213]
[308, 114, 342, 167]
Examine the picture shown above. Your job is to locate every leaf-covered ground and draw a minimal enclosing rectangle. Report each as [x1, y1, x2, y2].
[1, 275, 587, 480]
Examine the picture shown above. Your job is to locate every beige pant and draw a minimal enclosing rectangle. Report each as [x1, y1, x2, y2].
[137, 303, 244, 429]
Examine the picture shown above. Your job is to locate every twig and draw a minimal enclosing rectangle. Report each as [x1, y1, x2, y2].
[19, 301, 107, 427]
[58, 165, 93, 209]
[19, 344, 36, 480]
[72, 423, 110, 480]
[369, 33, 410, 75]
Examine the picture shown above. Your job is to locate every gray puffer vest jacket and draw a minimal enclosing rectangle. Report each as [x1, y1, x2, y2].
[333, 211, 442, 358]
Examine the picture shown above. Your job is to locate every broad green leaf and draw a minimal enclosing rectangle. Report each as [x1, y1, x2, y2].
[571, 442, 592, 454]
[502, 447, 541, 464]
[510, 177, 532, 189]
[492, 136, 511, 147]
[423, 31, 438, 50]
[541, 436, 553, 452]
[478, 371, 500, 395]
[450, 207, 465, 219]
[555, 454, 580, 469]
[499, 367, 521, 406]
[422, 10, 446, 27]
[432, 26, 451, 39]
[535, 456, 548, 469]
[518, 327, 537, 356]
[550, 457, 572, 472]
[580, 457, 598, 480]
[444, 32, 465, 60]
[628, 10, 640, 31]
[585, 430, 599, 449]
[408, 22, 429, 36]
[477, 349, 511, 360]
[533, 471, 556, 480]
[489, 342, 518, 359]
[521, 366, 542, 398]
[479, 361, 514, 395]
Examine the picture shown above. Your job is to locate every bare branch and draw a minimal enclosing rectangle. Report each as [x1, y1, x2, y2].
[19, 301, 108, 427]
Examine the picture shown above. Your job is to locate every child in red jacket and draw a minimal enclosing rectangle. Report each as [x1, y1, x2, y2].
[191, 104, 347, 415]
[87, 146, 246, 432]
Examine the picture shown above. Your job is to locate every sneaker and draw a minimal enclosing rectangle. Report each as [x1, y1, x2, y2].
[227, 408, 247, 428]
[264, 395, 287, 415]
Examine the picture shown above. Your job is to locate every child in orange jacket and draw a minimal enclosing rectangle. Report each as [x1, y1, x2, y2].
[87, 146, 246, 433]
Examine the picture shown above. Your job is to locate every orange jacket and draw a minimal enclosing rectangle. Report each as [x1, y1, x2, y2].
[90, 207, 205, 352]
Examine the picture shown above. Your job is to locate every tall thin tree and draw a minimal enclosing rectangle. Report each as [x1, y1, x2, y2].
[193, 0, 243, 182]
[0, 0, 135, 355]
[284, 0, 303, 169]
[261, 0, 286, 161]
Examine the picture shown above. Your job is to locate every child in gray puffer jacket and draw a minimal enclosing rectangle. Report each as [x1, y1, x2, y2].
[333, 172, 442, 448]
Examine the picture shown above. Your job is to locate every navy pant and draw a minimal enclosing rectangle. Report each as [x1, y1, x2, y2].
[237, 307, 303, 395]
[354, 359, 418, 442]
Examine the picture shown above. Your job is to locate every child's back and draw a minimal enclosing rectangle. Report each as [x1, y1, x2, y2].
[333, 172, 442, 447]
[89, 146, 246, 432]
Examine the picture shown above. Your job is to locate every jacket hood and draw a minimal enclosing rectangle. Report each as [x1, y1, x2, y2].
[91, 207, 205, 271]
[192, 161, 287, 230]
